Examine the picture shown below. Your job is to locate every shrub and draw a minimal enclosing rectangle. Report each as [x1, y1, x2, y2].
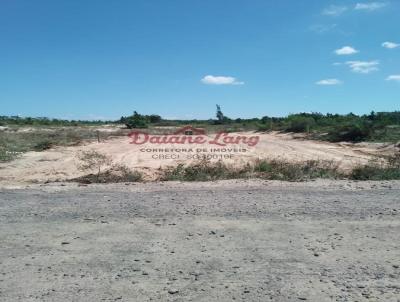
[34, 140, 53, 151]
[72, 163, 143, 183]
[388, 153, 400, 168]
[350, 154, 400, 180]
[160, 158, 341, 182]
[0, 149, 15, 162]
[256, 123, 271, 132]
[258, 159, 341, 181]
[253, 159, 272, 172]
[350, 165, 400, 180]
[326, 123, 372, 142]
[161, 159, 251, 181]
[285, 116, 316, 133]
[76, 150, 113, 181]
[111, 164, 143, 182]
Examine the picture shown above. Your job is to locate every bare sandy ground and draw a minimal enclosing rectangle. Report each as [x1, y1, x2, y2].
[0, 180, 399, 301]
[0, 131, 397, 185]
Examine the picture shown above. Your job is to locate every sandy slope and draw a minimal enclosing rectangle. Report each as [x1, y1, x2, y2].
[0, 132, 397, 184]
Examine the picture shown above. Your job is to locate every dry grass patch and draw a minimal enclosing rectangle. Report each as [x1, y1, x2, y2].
[160, 158, 343, 182]
[73, 150, 143, 183]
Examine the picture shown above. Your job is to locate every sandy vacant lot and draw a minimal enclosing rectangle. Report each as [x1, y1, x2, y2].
[0, 131, 397, 185]
[0, 180, 399, 301]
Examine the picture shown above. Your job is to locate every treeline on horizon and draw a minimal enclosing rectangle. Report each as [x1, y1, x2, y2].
[119, 110, 400, 142]
[0, 116, 116, 126]
[1, 110, 400, 142]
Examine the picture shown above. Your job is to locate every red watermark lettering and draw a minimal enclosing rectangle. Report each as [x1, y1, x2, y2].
[128, 126, 260, 147]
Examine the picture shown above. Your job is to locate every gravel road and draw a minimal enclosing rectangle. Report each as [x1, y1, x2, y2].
[1, 180, 400, 301]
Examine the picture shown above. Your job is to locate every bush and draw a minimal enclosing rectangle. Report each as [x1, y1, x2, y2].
[350, 165, 400, 180]
[350, 154, 400, 180]
[253, 159, 272, 172]
[256, 159, 341, 181]
[0, 149, 15, 162]
[285, 116, 316, 133]
[76, 150, 113, 181]
[326, 123, 372, 142]
[34, 140, 53, 151]
[256, 123, 271, 132]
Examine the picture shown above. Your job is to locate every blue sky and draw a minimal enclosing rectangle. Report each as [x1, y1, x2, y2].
[1, 0, 399, 120]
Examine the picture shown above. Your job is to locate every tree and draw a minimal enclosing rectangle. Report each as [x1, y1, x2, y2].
[216, 104, 224, 124]
[215, 104, 231, 124]
[122, 111, 149, 129]
[148, 114, 162, 123]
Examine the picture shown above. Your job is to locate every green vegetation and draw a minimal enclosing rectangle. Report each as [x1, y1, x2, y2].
[1, 110, 399, 164]
[2, 110, 400, 142]
[0, 149, 17, 162]
[280, 111, 400, 143]
[33, 140, 53, 151]
[160, 156, 400, 182]
[160, 159, 342, 182]
[72, 165, 143, 183]
[120, 111, 161, 129]
[0, 127, 127, 162]
[285, 115, 316, 133]
[161, 160, 252, 181]
[252, 159, 341, 181]
[350, 154, 400, 180]
[0, 116, 114, 126]
[117, 110, 400, 142]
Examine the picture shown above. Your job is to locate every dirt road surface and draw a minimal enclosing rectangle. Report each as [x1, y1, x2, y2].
[1, 180, 400, 301]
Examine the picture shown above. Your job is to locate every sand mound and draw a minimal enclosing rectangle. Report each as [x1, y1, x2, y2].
[0, 131, 396, 185]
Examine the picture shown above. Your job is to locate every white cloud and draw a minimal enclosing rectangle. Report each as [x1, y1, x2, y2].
[382, 41, 399, 49]
[201, 75, 244, 85]
[316, 79, 343, 85]
[354, 2, 388, 11]
[322, 5, 348, 16]
[335, 46, 359, 55]
[386, 75, 400, 81]
[345, 60, 379, 73]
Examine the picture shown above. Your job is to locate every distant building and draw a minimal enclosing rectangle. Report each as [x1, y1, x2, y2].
[173, 126, 206, 136]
